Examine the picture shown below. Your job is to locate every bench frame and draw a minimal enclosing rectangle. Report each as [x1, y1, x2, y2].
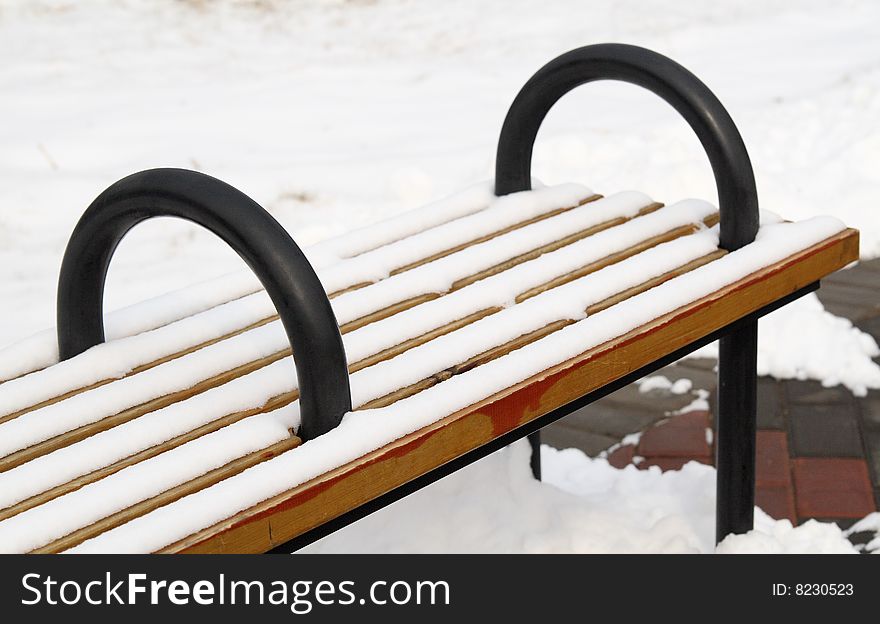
[494, 43, 761, 544]
[51, 44, 819, 553]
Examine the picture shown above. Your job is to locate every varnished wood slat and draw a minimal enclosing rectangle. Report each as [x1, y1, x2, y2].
[349, 307, 502, 374]
[335, 193, 540, 260]
[0, 351, 290, 473]
[515, 220, 699, 302]
[389, 195, 601, 274]
[3, 240, 730, 528]
[585, 249, 726, 314]
[2, 311, 509, 517]
[14, 228, 841, 549]
[31, 436, 302, 554]
[0, 316, 280, 427]
[451, 202, 663, 291]
[0, 390, 296, 521]
[161, 228, 858, 554]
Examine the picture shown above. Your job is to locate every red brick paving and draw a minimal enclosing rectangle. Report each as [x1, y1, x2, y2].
[637, 412, 711, 459]
[791, 458, 876, 519]
[755, 430, 792, 488]
[754, 431, 798, 523]
[606, 444, 636, 469]
[610, 408, 877, 526]
[638, 456, 711, 471]
[665, 410, 711, 429]
[755, 485, 797, 524]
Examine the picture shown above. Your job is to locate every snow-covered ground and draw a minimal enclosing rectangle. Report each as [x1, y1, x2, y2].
[304, 441, 865, 554]
[1, 0, 878, 553]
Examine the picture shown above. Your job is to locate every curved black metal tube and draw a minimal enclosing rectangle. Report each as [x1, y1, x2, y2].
[494, 42, 759, 251]
[56, 168, 351, 441]
[498, 44, 760, 538]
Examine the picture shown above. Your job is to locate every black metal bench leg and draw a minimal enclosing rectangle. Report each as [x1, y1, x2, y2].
[528, 431, 542, 480]
[715, 319, 758, 543]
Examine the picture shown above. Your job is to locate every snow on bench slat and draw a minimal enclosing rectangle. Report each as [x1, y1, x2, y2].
[338, 199, 712, 363]
[0, 407, 297, 553]
[0, 223, 717, 513]
[0, 363, 293, 513]
[0, 183, 594, 413]
[0, 181, 497, 382]
[63, 216, 847, 554]
[326, 189, 646, 322]
[314, 183, 593, 292]
[306, 181, 494, 261]
[0, 229, 716, 550]
[0, 188, 640, 440]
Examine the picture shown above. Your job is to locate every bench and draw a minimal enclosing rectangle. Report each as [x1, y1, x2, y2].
[0, 44, 858, 554]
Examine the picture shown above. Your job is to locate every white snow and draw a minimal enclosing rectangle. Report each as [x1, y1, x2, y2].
[638, 376, 693, 395]
[313, 443, 868, 554]
[676, 389, 711, 415]
[692, 292, 880, 396]
[845, 512, 880, 553]
[314, 442, 867, 554]
[66, 440, 861, 554]
[0, 213, 838, 474]
[0, 407, 297, 554]
[0, 363, 295, 511]
[0, 183, 597, 407]
[302, 442, 719, 553]
[0, 0, 877, 555]
[716, 519, 858, 554]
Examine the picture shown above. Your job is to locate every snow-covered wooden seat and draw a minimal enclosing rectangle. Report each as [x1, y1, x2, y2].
[0, 44, 860, 553]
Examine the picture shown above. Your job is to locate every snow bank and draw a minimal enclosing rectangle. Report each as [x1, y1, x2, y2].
[691, 292, 880, 396]
[299, 442, 860, 554]
[303, 442, 713, 553]
[716, 520, 858, 554]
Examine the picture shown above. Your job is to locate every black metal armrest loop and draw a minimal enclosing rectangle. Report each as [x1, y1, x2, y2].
[56, 168, 351, 441]
[495, 43, 759, 251]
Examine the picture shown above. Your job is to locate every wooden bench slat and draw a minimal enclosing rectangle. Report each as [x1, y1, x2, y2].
[387, 196, 599, 275]
[30, 436, 302, 554]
